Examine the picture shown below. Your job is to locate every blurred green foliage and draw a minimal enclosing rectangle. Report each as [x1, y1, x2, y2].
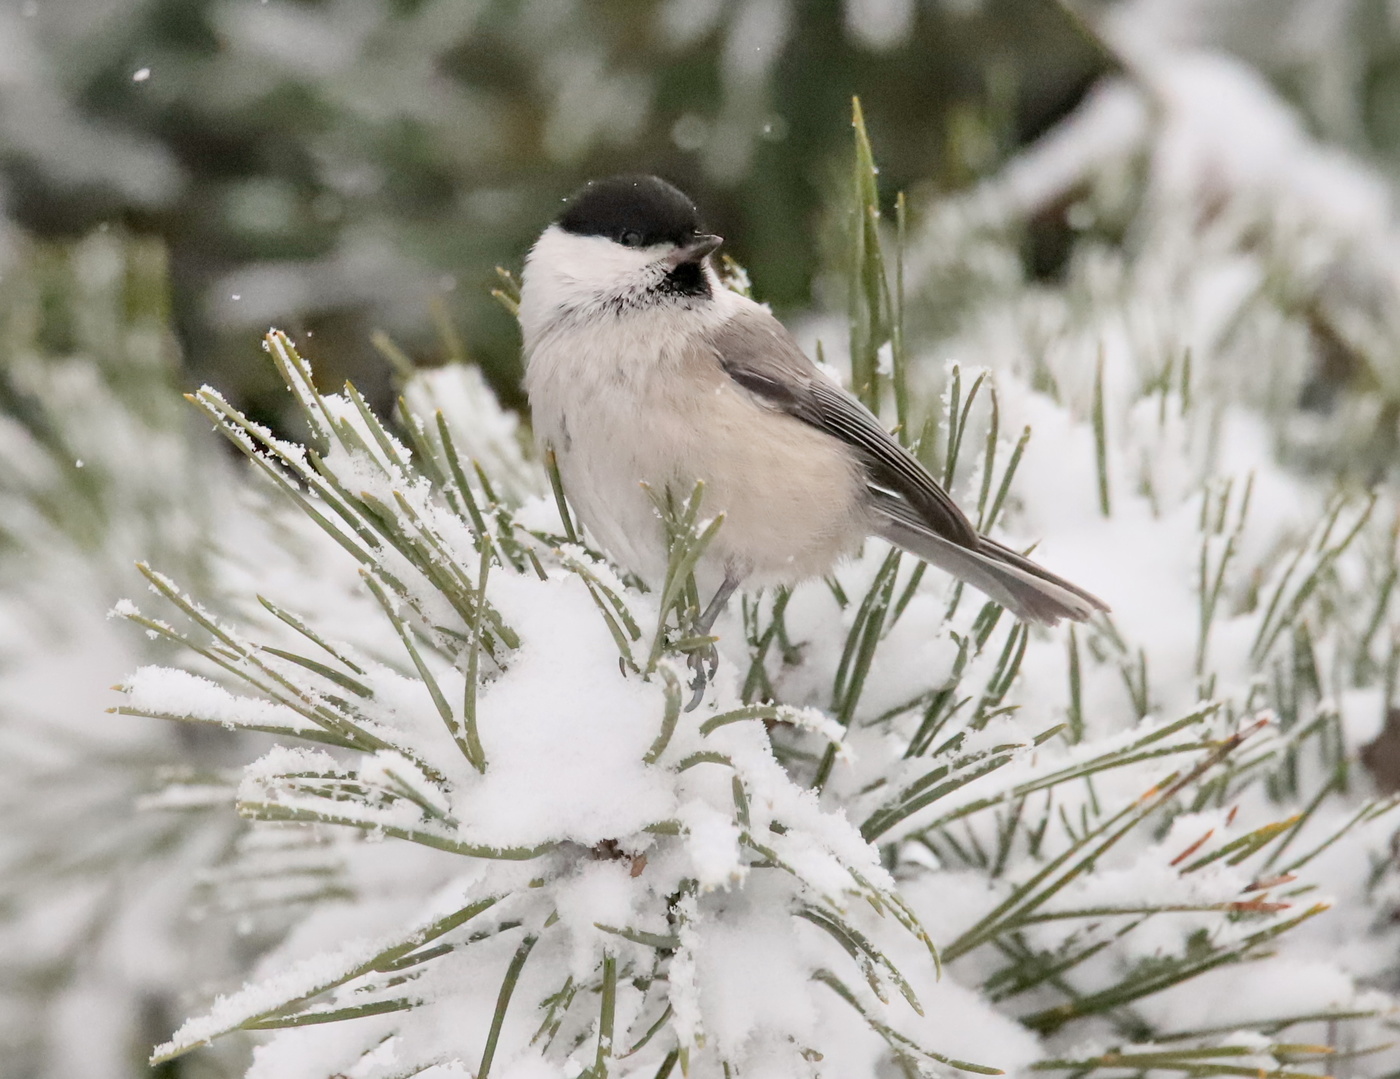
[9, 0, 1400, 431]
[3, 0, 1110, 424]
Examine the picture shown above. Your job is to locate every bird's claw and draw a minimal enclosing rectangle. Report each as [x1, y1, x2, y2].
[685, 640, 719, 712]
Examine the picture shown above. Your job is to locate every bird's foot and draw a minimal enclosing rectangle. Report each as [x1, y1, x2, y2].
[685, 639, 719, 712]
[684, 572, 740, 711]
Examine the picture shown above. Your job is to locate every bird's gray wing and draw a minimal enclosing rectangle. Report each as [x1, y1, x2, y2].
[704, 303, 979, 548]
[867, 488, 1107, 623]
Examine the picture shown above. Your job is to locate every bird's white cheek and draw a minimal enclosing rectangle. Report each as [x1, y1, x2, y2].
[518, 226, 667, 346]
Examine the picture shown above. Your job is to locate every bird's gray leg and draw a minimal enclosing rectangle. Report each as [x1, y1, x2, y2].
[686, 570, 741, 711]
[697, 573, 741, 636]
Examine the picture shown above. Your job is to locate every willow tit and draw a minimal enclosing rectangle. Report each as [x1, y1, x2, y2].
[520, 175, 1107, 661]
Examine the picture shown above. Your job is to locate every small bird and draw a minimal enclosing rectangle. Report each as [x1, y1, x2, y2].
[520, 175, 1107, 689]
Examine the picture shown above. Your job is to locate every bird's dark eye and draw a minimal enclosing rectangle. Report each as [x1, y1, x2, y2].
[618, 229, 643, 248]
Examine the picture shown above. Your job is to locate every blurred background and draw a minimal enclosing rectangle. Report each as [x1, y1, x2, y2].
[8, 0, 1400, 1076]
[3, 0, 1371, 421]
[0, 0, 1116, 422]
[3, 0, 1397, 419]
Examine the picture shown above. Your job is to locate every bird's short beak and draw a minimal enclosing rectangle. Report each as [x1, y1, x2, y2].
[665, 233, 723, 268]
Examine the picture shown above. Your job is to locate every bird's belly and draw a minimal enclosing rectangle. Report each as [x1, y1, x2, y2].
[543, 367, 869, 588]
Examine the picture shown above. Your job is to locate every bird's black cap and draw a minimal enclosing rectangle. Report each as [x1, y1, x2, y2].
[558, 175, 704, 248]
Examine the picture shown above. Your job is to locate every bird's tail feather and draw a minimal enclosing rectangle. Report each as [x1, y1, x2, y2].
[875, 514, 1108, 627]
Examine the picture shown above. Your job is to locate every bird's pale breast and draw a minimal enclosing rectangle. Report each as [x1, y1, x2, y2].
[526, 318, 868, 589]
